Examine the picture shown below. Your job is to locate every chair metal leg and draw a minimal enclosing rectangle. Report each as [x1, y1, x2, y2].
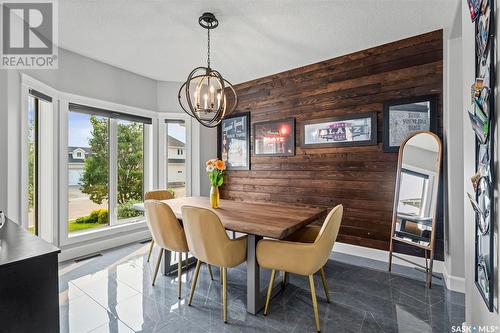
[146, 240, 155, 262]
[319, 267, 330, 303]
[177, 252, 182, 299]
[264, 269, 276, 316]
[188, 259, 201, 306]
[222, 267, 228, 323]
[281, 271, 288, 290]
[152, 248, 163, 286]
[207, 264, 214, 280]
[220, 266, 223, 285]
[309, 275, 321, 332]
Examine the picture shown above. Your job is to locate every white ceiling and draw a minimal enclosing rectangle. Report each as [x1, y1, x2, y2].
[59, 0, 460, 84]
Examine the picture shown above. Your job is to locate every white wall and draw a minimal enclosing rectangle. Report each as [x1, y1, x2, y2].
[24, 48, 158, 111]
[461, 0, 499, 325]
[444, 34, 466, 292]
[157, 80, 217, 196]
[5, 71, 21, 222]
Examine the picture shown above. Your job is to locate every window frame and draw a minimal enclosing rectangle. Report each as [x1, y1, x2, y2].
[27, 94, 39, 235]
[21, 75, 59, 245]
[159, 113, 195, 197]
[59, 94, 157, 246]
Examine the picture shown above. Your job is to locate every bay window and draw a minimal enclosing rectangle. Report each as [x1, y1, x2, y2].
[22, 75, 198, 257]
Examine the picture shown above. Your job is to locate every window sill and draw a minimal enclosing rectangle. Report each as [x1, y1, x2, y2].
[63, 218, 148, 246]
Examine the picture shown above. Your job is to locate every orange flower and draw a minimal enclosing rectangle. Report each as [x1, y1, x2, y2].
[215, 159, 225, 170]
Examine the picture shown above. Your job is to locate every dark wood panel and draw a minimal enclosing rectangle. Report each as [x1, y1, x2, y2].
[221, 30, 443, 259]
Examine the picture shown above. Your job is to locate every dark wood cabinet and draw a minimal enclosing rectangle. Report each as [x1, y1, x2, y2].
[0, 218, 60, 333]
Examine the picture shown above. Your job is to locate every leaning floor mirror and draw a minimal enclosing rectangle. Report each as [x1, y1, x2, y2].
[388, 131, 442, 288]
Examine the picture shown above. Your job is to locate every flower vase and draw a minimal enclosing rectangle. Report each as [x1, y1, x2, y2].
[210, 186, 220, 208]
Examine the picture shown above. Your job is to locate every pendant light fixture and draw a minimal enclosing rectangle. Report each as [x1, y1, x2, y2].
[178, 12, 238, 128]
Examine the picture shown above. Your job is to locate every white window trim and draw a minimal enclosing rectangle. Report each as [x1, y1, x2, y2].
[20, 74, 60, 245]
[158, 112, 199, 196]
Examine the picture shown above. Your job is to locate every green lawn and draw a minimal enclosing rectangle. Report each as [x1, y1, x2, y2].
[28, 221, 105, 234]
[68, 221, 106, 233]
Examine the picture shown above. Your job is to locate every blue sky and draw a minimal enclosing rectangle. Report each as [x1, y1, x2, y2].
[68, 112, 186, 147]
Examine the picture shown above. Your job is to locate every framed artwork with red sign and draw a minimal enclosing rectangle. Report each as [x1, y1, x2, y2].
[301, 112, 377, 148]
[253, 118, 295, 156]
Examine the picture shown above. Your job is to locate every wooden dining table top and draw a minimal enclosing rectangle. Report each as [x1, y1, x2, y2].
[155, 196, 326, 239]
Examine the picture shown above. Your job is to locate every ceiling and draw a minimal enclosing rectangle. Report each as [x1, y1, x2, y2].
[59, 0, 460, 84]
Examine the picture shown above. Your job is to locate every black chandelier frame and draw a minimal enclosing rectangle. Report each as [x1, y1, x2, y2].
[178, 12, 238, 128]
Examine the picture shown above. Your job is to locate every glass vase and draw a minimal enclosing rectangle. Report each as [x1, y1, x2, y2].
[210, 186, 220, 208]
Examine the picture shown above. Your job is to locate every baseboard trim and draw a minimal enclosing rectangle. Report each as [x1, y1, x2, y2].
[442, 264, 466, 293]
[333, 242, 465, 293]
[58, 229, 151, 262]
[333, 242, 444, 272]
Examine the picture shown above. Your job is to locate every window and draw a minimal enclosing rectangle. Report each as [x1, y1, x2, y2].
[116, 119, 144, 223]
[67, 111, 109, 234]
[166, 120, 187, 198]
[67, 103, 151, 236]
[27, 90, 52, 235]
[27, 95, 38, 234]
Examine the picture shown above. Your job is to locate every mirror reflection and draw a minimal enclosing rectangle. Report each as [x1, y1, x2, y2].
[393, 132, 440, 247]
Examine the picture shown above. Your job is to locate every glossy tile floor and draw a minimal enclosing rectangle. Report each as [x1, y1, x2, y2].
[59, 242, 465, 333]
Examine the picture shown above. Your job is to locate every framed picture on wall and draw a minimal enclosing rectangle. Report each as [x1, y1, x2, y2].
[383, 95, 438, 152]
[253, 118, 295, 156]
[217, 112, 250, 170]
[301, 112, 377, 148]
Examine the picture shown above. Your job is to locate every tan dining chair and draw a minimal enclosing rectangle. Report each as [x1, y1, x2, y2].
[144, 200, 189, 299]
[144, 190, 174, 262]
[279, 224, 323, 288]
[256, 205, 343, 333]
[181, 206, 247, 323]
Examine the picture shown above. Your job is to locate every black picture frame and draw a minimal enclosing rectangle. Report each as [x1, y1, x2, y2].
[300, 112, 377, 148]
[383, 95, 438, 153]
[253, 118, 295, 157]
[217, 112, 251, 170]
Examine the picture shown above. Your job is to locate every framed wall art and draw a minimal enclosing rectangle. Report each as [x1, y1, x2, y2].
[301, 112, 377, 148]
[383, 95, 438, 152]
[253, 118, 295, 156]
[470, 0, 495, 312]
[217, 112, 250, 170]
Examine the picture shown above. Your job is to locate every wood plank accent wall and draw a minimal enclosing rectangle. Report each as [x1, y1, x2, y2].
[221, 30, 443, 256]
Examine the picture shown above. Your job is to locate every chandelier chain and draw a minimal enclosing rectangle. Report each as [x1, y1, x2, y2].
[207, 28, 211, 69]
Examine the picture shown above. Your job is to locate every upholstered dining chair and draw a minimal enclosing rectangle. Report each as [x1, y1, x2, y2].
[256, 205, 343, 332]
[144, 200, 189, 299]
[144, 190, 174, 262]
[181, 206, 247, 323]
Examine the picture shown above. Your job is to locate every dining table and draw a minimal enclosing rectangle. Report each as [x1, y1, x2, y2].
[133, 196, 326, 315]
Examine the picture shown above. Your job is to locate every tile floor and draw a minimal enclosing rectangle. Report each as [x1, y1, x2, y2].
[59, 242, 465, 333]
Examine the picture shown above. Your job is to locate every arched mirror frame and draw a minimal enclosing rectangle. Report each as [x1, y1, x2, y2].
[388, 130, 442, 288]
